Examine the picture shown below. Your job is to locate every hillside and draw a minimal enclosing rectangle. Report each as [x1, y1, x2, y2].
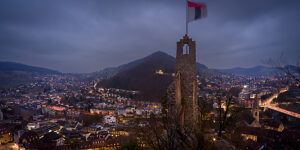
[86, 51, 208, 80]
[218, 66, 279, 76]
[219, 65, 300, 76]
[0, 62, 60, 89]
[0, 62, 60, 74]
[83, 53, 151, 80]
[97, 51, 209, 102]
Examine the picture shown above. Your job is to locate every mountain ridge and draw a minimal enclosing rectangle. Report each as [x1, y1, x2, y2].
[217, 65, 298, 76]
[97, 51, 210, 102]
[0, 61, 61, 89]
[0, 61, 60, 74]
[86, 51, 208, 80]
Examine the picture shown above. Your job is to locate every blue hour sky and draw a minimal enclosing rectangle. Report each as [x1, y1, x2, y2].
[0, 0, 300, 73]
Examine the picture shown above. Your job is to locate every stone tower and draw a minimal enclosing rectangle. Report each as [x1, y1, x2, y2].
[168, 34, 198, 130]
[252, 101, 259, 122]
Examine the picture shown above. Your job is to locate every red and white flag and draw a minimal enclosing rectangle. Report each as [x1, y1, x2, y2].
[188, 1, 207, 22]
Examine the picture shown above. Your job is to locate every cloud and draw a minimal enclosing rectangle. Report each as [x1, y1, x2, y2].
[0, 0, 299, 72]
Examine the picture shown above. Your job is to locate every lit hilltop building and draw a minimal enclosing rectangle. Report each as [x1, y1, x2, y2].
[168, 34, 198, 130]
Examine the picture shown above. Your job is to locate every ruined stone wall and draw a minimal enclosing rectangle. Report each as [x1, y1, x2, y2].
[168, 34, 198, 129]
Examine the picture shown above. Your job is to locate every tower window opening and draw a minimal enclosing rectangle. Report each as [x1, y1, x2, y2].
[183, 44, 189, 55]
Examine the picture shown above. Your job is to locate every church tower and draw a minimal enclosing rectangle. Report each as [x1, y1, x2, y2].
[252, 101, 260, 122]
[168, 34, 198, 130]
[253, 109, 259, 122]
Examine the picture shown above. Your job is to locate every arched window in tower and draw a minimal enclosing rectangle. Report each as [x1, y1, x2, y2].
[183, 44, 189, 55]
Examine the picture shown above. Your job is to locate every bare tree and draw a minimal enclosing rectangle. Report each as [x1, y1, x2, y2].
[198, 96, 213, 132]
[265, 54, 300, 85]
[136, 94, 217, 150]
[215, 88, 244, 138]
[216, 95, 233, 137]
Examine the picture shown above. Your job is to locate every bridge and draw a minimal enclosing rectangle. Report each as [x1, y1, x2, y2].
[266, 105, 300, 119]
[260, 87, 300, 119]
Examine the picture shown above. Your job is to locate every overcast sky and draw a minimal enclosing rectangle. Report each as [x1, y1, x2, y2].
[1, 0, 300, 73]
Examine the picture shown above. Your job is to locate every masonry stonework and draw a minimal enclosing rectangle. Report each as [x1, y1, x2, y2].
[168, 34, 198, 130]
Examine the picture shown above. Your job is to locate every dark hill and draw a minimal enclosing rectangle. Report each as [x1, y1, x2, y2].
[98, 51, 209, 102]
[0, 61, 60, 74]
[0, 62, 60, 89]
[218, 65, 279, 76]
[85, 51, 208, 80]
[84, 52, 166, 80]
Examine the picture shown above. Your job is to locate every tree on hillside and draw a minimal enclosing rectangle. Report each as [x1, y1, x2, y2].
[137, 94, 217, 150]
[266, 55, 300, 85]
[198, 96, 213, 132]
[215, 88, 244, 137]
[216, 95, 233, 137]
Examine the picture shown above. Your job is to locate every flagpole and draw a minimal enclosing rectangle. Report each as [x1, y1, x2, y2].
[186, 0, 188, 36]
[185, 0, 189, 54]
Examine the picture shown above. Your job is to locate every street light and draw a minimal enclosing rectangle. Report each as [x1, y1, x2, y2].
[212, 137, 216, 142]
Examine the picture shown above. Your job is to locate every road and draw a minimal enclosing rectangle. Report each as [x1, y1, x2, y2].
[266, 105, 300, 119]
[260, 87, 300, 119]
[0, 143, 21, 150]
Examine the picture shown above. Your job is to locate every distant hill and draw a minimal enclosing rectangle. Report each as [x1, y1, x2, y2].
[97, 51, 210, 102]
[0, 61, 60, 89]
[86, 51, 209, 80]
[83, 53, 151, 80]
[219, 65, 300, 76]
[0, 62, 60, 74]
[218, 66, 280, 76]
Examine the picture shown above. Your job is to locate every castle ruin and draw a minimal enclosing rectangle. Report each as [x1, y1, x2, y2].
[168, 34, 198, 130]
